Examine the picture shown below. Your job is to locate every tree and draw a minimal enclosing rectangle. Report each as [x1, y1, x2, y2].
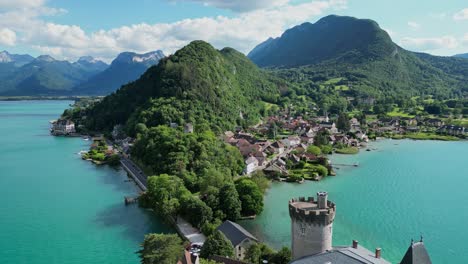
[250, 171, 270, 194]
[218, 183, 241, 221]
[138, 234, 184, 264]
[235, 178, 264, 216]
[246, 244, 262, 264]
[200, 231, 234, 258]
[306, 145, 321, 155]
[269, 247, 292, 264]
[336, 113, 350, 132]
[180, 196, 213, 228]
[320, 145, 333, 154]
[314, 130, 329, 146]
[146, 174, 191, 218]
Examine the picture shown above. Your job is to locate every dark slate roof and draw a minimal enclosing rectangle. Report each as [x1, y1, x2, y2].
[399, 242, 432, 264]
[216, 220, 258, 246]
[290, 246, 390, 264]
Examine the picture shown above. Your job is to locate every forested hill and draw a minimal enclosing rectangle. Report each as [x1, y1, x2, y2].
[248, 15, 468, 99]
[248, 15, 395, 68]
[84, 41, 283, 134]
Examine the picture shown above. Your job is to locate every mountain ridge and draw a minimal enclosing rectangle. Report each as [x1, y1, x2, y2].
[71, 50, 165, 95]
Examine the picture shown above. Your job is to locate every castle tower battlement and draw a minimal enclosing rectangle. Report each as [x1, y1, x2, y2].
[289, 192, 336, 260]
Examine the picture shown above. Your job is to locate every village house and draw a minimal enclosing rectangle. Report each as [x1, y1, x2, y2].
[184, 123, 194, 133]
[244, 156, 259, 175]
[216, 221, 258, 260]
[263, 163, 288, 177]
[349, 118, 361, 131]
[355, 131, 368, 142]
[281, 135, 301, 148]
[51, 119, 76, 135]
[438, 125, 466, 136]
[267, 141, 285, 155]
[319, 121, 338, 134]
[426, 118, 444, 127]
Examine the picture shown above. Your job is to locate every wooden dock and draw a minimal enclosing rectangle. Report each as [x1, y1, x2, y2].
[124, 196, 139, 205]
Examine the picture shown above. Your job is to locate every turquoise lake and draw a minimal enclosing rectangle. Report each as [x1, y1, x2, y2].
[241, 139, 468, 263]
[0, 100, 172, 264]
[2, 100, 467, 263]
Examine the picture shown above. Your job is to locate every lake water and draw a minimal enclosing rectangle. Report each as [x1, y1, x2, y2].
[241, 139, 468, 263]
[0, 100, 172, 264]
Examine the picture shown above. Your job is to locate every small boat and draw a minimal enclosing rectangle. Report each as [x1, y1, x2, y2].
[366, 149, 371, 151]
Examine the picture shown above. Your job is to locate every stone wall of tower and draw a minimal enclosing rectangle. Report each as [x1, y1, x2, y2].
[291, 217, 333, 259]
[289, 196, 336, 260]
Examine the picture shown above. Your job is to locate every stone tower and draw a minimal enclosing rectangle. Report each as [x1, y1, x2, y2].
[289, 192, 336, 260]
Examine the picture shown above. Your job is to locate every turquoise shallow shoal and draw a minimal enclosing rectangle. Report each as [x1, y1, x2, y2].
[241, 139, 468, 263]
[0, 100, 173, 264]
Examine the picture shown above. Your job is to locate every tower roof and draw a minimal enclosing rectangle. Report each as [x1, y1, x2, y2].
[399, 241, 432, 264]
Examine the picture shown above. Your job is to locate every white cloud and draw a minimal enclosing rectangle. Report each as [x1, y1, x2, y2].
[0, 27, 16, 45]
[400, 36, 459, 51]
[453, 8, 468, 20]
[407, 21, 421, 30]
[9, 0, 347, 62]
[174, 0, 290, 12]
[0, 0, 44, 9]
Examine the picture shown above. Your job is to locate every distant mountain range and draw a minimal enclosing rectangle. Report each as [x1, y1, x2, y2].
[248, 15, 468, 98]
[72, 51, 165, 95]
[454, 53, 468, 59]
[0, 50, 165, 96]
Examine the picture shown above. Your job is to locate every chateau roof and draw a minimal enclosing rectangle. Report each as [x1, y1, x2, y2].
[290, 246, 390, 264]
[216, 220, 258, 247]
[399, 241, 432, 264]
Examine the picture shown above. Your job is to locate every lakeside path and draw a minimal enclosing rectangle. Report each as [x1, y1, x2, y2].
[117, 151, 206, 244]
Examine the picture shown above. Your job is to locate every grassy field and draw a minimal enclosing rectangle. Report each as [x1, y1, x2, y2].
[335, 147, 359, 154]
[391, 132, 459, 141]
[386, 107, 415, 118]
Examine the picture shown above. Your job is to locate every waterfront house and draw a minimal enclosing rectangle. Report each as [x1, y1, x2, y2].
[51, 119, 76, 135]
[426, 118, 444, 127]
[264, 163, 288, 177]
[438, 125, 466, 136]
[216, 221, 258, 260]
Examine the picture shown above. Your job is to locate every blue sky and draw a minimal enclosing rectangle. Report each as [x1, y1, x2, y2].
[0, 0, 467, 62]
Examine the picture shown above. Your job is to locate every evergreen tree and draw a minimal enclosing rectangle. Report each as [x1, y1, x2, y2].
[138, 234, 184, 264]
[218, 183, 242, 221]
[200, 231, 234, 258]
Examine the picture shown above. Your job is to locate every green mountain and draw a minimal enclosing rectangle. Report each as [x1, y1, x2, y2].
[454, 53, 468, 59]
[72, 51, 165, 95]
[0, 55, 107, 96]
[248, 15, 468, 99]
[84, 41, 281, 133]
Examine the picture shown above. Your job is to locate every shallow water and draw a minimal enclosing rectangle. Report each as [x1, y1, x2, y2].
[241, 139, 468, 263]
[0, 100, 173, 264]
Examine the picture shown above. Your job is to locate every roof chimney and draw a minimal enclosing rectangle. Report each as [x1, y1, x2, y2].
[352, 240, 358, 249]
[375, 248, 381, 259]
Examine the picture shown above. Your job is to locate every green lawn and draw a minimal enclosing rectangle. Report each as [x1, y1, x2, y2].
[392, 132, 459, 141]
[386, 108, 415, 118]
[324, 77, 343, 84]
[335, 147, 359, 154]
